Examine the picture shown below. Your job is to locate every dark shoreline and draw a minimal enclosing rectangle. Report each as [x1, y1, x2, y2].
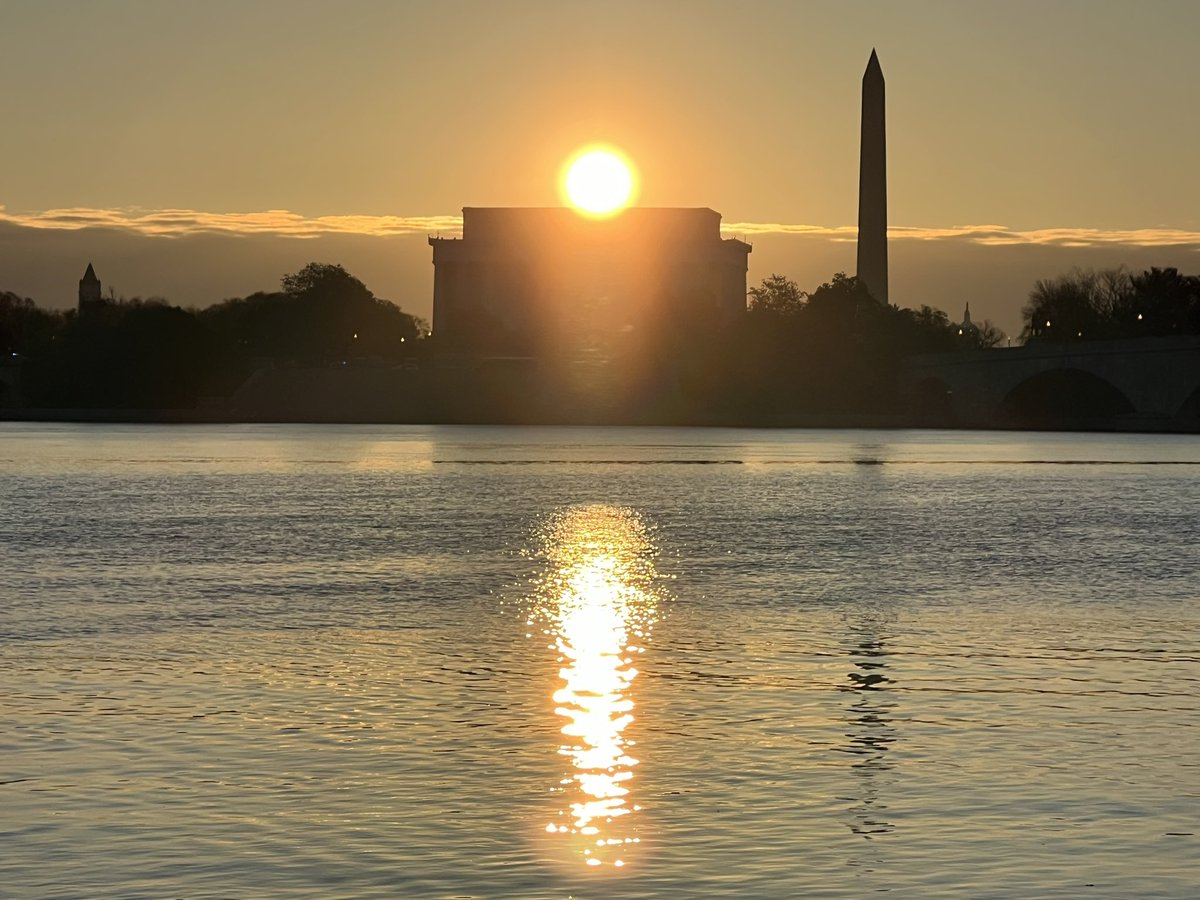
[3, 408, 1197, 434]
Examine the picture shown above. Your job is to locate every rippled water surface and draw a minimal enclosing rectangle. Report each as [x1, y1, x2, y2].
[2, 424, 1198, 898]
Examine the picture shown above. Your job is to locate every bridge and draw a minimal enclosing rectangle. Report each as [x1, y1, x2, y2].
[905, 336, 1200, 431]
[0, 357, 22, 408]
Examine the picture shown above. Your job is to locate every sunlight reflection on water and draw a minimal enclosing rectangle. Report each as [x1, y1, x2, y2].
[526, 505, 666, 869]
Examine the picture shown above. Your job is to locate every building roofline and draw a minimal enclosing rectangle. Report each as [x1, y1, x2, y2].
[461, 206, 723, 215]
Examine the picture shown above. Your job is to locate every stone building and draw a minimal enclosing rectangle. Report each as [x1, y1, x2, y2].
[428, 207, 751, 358]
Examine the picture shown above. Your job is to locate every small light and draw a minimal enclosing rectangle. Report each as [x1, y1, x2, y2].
[353, 333, 358, 339]
[1137, 313, 1144, 320]
[1045, 320, 1051, 327]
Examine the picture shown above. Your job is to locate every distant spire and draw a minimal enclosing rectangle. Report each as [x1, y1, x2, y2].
[78, 262, 102, 312]
[963, 302, 973, 326]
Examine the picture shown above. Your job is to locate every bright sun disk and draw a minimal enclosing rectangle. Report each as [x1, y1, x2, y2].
[562, 148, 636, 217]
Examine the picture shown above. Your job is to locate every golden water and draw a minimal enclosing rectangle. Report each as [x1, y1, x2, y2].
[2, 424, 1198, 898]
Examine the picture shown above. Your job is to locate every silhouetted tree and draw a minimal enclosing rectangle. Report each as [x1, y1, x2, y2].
[0, 291, 66, 356]
[22, 297, 214, 408]
[748, 274, 807, 316]
[281, 262, 421, 359]
[970, 320, 1005, 349]
[1128, 267, 1200, 335]
[200, 262, 422, 366]
[892, 305, 959, 354]
[1022, 269, 1108, 341]
[807, 272, 877, 310]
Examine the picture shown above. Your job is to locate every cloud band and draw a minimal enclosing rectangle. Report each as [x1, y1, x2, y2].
[2, 205, 1198, 250]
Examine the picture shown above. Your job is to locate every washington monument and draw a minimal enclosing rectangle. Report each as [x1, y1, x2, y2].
[857, 49, 888, 305]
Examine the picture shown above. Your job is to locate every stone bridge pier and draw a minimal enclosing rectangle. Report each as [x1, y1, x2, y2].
[0, 358, 23, 408]
[904, 337, 1200, 431]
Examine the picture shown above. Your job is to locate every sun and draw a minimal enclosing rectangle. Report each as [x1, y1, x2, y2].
[561, 147, 637, 217]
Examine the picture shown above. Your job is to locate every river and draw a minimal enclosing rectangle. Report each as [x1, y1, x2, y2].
[1, 424, 1197, 898]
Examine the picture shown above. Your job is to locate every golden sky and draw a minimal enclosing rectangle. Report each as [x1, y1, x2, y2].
[2, 0, 1199, 335]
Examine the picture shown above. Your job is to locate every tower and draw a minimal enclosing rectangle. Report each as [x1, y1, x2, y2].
[78, 263, 102, 314]
[856, 49, 888, 305]
[959, 302, 979, 338]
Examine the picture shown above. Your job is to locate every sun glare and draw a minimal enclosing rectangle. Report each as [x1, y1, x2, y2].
[529, 505, 663, 869]
[562, 147, 636, 217]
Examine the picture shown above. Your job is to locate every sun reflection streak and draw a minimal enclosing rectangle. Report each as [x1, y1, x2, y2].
[529, 506, 664, 869]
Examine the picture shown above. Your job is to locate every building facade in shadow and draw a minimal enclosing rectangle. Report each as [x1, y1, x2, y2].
[429, 207, 751, 362]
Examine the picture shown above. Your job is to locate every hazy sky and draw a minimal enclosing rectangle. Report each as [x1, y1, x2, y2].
[3, 0, 1199, 335]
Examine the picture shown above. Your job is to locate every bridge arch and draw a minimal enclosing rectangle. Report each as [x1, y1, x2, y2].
[998, 368, 1135, 428]
[1176, 384, 1200, 422]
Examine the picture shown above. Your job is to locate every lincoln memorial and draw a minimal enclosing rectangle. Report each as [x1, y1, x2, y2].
[429, 207, 751, 359]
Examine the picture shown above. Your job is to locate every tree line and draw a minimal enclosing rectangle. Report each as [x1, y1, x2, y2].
[681, 272, 1003, 419]
[0, 263, 426, 408]
[0, 265, 1006, 418]
[1022, 267, 1200, 342]
[4, 261, 1196, 418]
